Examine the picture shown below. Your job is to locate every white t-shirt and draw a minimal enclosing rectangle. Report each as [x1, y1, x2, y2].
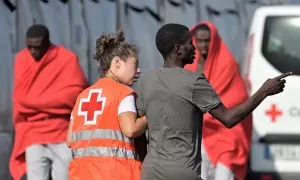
[118, 94, 137, 115]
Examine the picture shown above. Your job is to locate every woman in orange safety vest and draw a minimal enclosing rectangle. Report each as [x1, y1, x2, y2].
[67, 31, 147, 180]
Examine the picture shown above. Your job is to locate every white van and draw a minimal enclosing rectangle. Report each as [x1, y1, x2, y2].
[243, 5, 300, 180]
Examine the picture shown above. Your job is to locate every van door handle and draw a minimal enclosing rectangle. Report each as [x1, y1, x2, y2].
[259, 134, 300, 144]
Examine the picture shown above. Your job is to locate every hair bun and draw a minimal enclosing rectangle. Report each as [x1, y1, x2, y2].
[115, 31, 125, 43]
[94, 31, 125, 61]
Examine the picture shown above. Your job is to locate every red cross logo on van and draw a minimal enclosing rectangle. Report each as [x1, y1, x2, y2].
[78, 89, 106, 125]
[265, 104, 282, 123]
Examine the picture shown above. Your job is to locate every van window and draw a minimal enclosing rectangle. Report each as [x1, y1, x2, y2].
[262, 16, 300, 75]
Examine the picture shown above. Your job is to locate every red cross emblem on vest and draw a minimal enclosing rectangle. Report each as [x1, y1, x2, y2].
[265, 104, 282, 123]
[78, 89, 106, 125]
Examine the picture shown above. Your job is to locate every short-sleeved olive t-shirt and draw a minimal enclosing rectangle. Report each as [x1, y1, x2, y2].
[136, 67, 221, 180]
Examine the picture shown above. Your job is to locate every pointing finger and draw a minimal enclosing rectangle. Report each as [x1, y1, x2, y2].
[274, 72, 293, 80]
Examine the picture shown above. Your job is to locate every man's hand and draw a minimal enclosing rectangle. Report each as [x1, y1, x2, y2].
[259, 72, 292, 96]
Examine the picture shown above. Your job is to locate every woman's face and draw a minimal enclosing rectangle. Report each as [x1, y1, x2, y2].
[116, 56, 140, 86]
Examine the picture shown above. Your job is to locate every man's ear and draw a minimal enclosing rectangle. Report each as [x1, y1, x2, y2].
[112, 56, 122, 69]
[175, 44, 183, 55]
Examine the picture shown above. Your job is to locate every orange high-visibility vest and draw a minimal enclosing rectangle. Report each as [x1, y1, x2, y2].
[69, 78, 141, 180]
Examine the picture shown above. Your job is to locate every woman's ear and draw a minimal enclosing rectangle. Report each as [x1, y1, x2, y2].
[112, 56, 122, 69]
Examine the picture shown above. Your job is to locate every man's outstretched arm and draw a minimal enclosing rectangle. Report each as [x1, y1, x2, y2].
[209, 72, 292, 128]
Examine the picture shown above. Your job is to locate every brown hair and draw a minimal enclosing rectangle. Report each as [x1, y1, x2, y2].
[94, 31, 137, 76]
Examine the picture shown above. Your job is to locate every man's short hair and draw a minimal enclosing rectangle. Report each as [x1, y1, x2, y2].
[26, 24, 50, 40]
[155, 23, 189, 58]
